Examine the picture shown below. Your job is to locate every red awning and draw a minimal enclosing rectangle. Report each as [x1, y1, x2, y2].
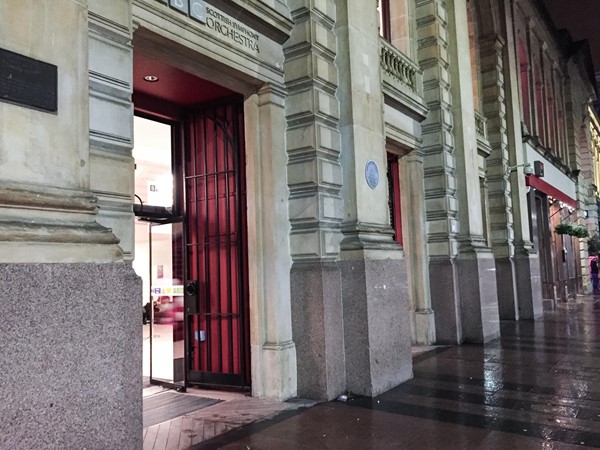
[526, 175, 577, 208]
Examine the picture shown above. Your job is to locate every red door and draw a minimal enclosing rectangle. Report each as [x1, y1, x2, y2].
[184, 101, 250, 388]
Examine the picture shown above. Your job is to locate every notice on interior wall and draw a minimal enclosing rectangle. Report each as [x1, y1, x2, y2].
[0, 48, 57, 113]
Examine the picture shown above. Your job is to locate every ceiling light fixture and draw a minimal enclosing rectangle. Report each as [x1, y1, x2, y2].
[143, 75, 159, 82]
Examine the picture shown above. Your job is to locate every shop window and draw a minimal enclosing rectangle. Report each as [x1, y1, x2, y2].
[387, 153, 403, 245]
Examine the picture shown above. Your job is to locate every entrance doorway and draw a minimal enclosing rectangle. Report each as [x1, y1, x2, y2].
[132, 53, 250, 390]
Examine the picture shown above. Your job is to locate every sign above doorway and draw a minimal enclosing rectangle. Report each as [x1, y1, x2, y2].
[155, 0, 266, 58]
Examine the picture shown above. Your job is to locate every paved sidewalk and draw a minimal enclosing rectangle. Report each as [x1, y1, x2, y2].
[143, 388, 315, 449]
[191, 295, 600, 449]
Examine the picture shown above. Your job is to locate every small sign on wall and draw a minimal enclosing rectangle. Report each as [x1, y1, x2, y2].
[365, 160, 380, 189]
[0, 48, 57, 113]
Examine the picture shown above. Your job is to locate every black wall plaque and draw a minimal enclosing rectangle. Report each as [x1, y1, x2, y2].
[0, 48, 57, 113]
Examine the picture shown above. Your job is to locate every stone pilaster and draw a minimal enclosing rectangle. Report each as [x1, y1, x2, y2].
[447, 0, 500, 343]
[88, 0, 136, 261]
[416, 0, 462, 344]
[399, 151, 435, 345]
[284, 0, 346, 400]
[336, 0, 412, 396]
[479, 34, 520, 320]
[504, 0, 542, 318]
[245, 85, 298, 401]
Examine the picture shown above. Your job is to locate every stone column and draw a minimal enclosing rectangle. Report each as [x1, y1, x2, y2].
[245, 85, 298, 401]
[416, 0, 462, 344]
[399, 151, 436, 345]
[446, 0, 500, 343]
[335, 0, 412, 397]
[0, 1, 142, 448]
[504, 0, 542, 319]
[479, 34, 520, 320]
[284, 0, 346, 400]
[89, 0, 137, 261]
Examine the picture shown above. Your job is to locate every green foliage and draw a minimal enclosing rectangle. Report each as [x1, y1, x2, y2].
[554, 222, 589, 238]
[571, 224, 590, 238]
[554, 223, 572, 235]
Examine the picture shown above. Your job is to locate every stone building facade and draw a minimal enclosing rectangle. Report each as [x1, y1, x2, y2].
[0, 0, 596, 447]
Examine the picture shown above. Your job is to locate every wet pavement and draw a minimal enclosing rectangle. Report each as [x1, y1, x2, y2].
[195, 295, 600, 449]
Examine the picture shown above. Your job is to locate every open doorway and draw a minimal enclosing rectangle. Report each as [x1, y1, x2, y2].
[132, 52, 251, 391]
[132, 116, 185, 389]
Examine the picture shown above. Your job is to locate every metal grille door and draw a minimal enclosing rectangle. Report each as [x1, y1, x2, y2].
[185, 102, 249, 387]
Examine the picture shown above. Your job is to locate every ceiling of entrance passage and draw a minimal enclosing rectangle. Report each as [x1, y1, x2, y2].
[133, 53, 235, 105]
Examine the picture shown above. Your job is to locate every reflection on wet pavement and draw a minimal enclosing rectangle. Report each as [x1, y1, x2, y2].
[197, 297, 600, 449]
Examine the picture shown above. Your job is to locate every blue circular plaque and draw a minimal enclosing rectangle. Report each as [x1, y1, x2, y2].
[365, 160, 379, 189]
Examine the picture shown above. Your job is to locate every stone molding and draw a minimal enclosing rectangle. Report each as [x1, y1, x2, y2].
[0, 182, 122, 262]
[340, 222, 401, 252]
[0, 184, 99, 213]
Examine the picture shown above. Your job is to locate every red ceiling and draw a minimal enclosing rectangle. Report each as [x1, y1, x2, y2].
[133, 52, 236, 106]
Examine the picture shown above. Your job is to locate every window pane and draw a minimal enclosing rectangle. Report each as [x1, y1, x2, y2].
[133, 116, 173, 208]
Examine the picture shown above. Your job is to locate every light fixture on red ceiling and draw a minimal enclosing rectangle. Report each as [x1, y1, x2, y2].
[143, 75, 159, 82]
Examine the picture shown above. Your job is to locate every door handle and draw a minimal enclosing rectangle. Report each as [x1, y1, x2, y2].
[184, 280, 198, 314]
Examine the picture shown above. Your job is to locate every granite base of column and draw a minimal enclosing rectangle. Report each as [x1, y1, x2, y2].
[495, 257, 519, 320]
[429, 258, 462, 344]
[457, 254, 501, 343]
[514, 253, 543, 319]
[413, 308, 436, 345]
[340, 252, 412, 397]
[0, 263, 142, 450]
[253, 340, 297, 401]
[290, 262, 345, 400]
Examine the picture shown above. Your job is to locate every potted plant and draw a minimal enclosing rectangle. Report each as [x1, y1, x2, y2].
[554, 222, 589, 238]
[554, 223, 572, 235]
